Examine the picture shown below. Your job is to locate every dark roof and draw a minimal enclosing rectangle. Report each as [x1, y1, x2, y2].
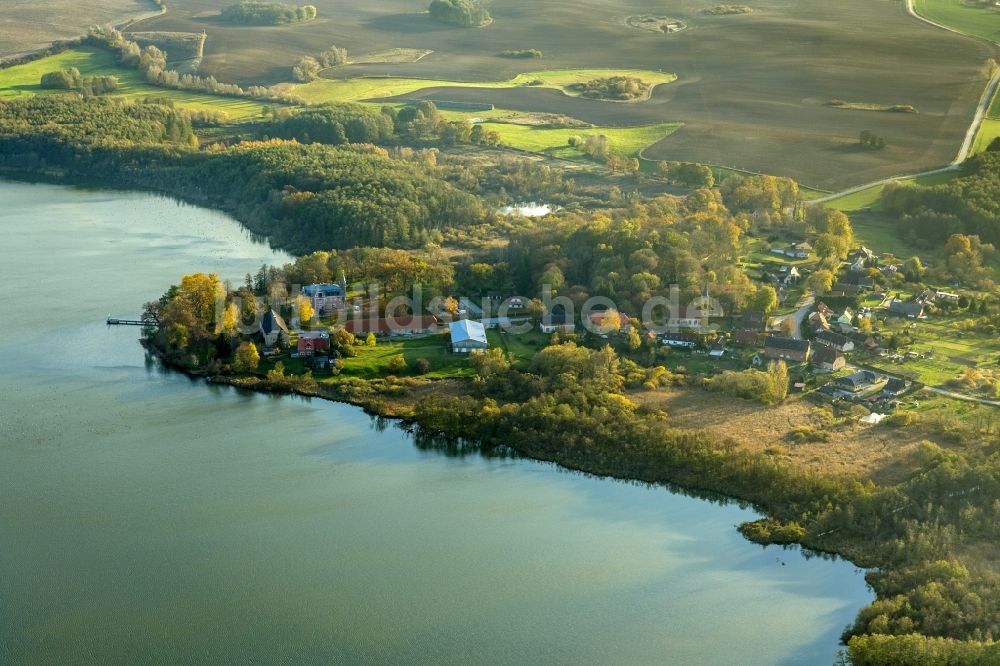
[814, 330, 851, 347]
[836, 370, 878, 389]
[740, 311, 767, 330]
[662, 332, 698, 343]
[765, 336, 811, 352]
[301, 284, 344, 297]
[545, 313, 572, 325]
[883, 378, 908, 393]
[733, 329, 759, 345]
[261, 309, 288, 335]
[344, 315, 438, 335]
[812, 346, 843, 365]
[889, 300, 923, 317]
[832, 283, 862, 294]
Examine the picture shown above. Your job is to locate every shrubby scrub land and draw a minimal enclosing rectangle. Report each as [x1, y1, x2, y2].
[219, 1, 317, 25]
[428, 0, 491, 27]
[572, 76, 651, 101]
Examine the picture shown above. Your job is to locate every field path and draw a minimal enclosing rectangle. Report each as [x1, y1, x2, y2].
[810, 0, 1000, 205]
[925, 386, 1000, 407]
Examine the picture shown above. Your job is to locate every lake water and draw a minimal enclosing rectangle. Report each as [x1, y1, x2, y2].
[0, 181, 872, 665]
[496, 202, 556, 217]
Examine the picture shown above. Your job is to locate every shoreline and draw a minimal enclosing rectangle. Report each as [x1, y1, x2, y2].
[140, 337, 870, 568]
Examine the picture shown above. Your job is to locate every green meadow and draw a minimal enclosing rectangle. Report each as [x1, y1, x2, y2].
[0, 48, 270, 119]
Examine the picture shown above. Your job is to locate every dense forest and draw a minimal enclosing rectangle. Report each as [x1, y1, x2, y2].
[0, 96, 483, 251]
[219, 1, 317, 25]
[882, 152, 1000, 247]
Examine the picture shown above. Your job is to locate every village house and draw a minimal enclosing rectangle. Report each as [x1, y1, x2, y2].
[852, 246, 876, 264]
[835, 308, 855, 333]
[733, 329, 760, 346]
[812, 346, 846, 373]
[301, 283, 345, 316]
[808, 311, 830, 331]
[450, 319, 488, 353]
[540, 312, 576, 334]
[831, 283, 862, 296]
[792, 241, 812, 259]
[740, 311, 767, 331]
[259, 309, 290, 347]
[813, 330, 855, 352]
[662, 331, 699, 348]
[344, 314, 439, 337]
[458, 297, 484, 318]
[882, 377, 909, 397]
[296, 331, 330, 356]
[835, 370, 879, 393]
[708, 338, 726, 358]
[935, 291, 960, 303]
[764, 336, 811, 362]
[888, 299, 924, 319]
[588, 310, 630, 332]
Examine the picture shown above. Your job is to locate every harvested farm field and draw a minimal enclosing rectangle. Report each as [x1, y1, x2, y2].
[0, 0, 158, 58]
[23, 0, 1000, 189]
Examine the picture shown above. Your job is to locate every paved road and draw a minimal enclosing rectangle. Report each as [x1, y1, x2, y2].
[809, 0, 1000, 205]
[771, 295, 815, 340]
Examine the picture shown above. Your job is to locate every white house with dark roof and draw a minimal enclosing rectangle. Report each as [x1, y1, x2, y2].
[259, 309, 290, 347]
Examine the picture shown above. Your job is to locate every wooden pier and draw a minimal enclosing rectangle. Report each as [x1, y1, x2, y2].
[106, 317, 157, 326]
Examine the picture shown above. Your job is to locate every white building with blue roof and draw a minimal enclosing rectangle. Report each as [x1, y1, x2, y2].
[449, 319, 488, 354]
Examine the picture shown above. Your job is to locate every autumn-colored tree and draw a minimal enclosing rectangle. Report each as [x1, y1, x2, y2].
[296, 294, 314, 325]
[232, 341, 260, 373]
[807, 269, 834, 295]
[386, 354, 408, 374]
[365, 332, 377, 347]
[750, 285, 779, 314]
[470, 347, 513, 379]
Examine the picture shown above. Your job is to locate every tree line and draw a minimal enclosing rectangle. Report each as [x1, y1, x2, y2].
[220, 1, 317, 25]
[86, 27, 299, 104]
[881, 152, 1000, 247]
[0, 96, 483, 252]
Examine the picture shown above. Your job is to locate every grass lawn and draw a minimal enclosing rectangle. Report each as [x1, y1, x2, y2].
[913, 0, 1000, 43]
[972, 118, 1000, 155]
[851, 212, 929, 261]
[335, 333, 475, 380]
[294, 68, 676, 105]
[488, 327, 548, 366]
[822, 171, 961, 212]
[867, 317, 1000, 386]
[0, 48, 271, 119]
[477, 121, 682, 158]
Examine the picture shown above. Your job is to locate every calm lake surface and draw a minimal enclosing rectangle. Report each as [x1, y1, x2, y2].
[0, 180, 872, 665]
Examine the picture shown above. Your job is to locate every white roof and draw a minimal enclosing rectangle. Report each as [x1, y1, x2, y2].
[449, 319, 487, 344]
